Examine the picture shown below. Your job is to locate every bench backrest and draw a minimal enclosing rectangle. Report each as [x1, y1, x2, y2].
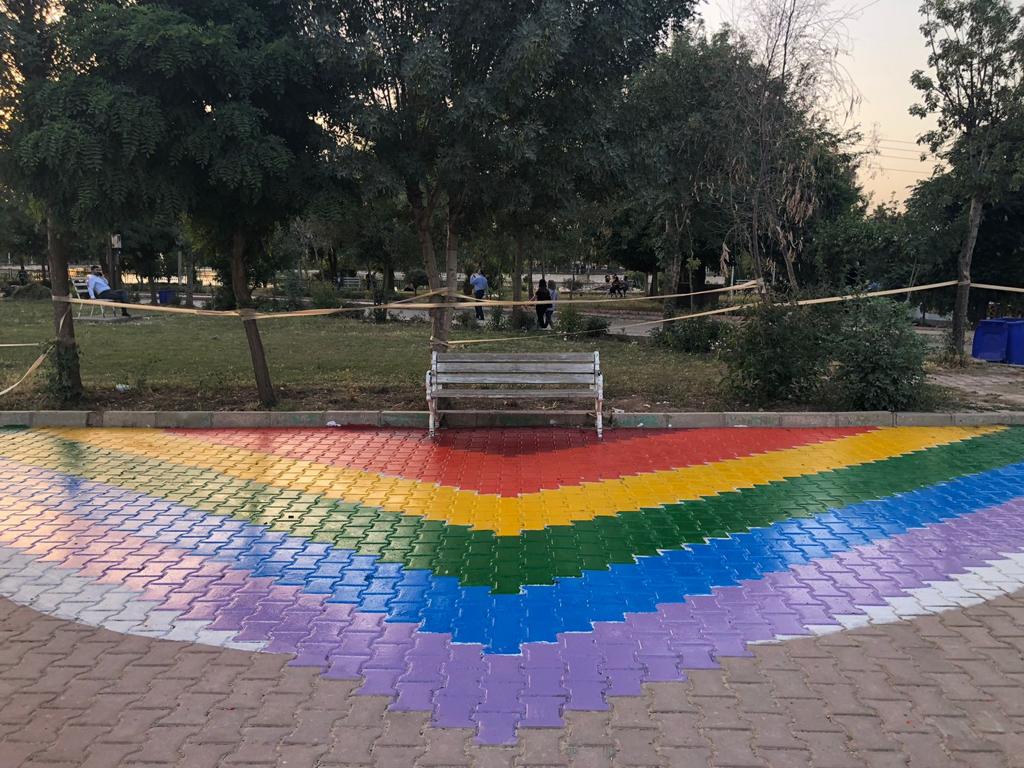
[432, 352, 600, 388]
[69, 278, 89, 298]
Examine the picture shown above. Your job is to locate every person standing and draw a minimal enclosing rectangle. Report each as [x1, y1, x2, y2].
[87, 265, 131, 317]
[470, 268, 488, 321]
[546, 282, 559, 329]
[535, 278, 552, 329]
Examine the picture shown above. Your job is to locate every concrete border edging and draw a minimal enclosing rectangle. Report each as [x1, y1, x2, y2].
[2, 410, 1024, 429]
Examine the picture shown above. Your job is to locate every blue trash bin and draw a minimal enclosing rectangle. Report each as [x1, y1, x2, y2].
[973, 319, 1009, 363]
[1007, 321, 1024, 366]
[157, 289, 176, 305]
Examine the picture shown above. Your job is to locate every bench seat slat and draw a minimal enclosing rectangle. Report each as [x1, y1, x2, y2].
[433, 389, 596, 398]
[435, 373, 597, 385]
[437, 353, 595, 363]
[436, 363, 595, 374]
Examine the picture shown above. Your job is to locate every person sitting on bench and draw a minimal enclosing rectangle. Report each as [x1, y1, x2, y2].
[87, 265, 131, 317]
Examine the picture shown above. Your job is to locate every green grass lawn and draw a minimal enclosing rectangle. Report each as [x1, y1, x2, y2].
[0, 300, 725, 411]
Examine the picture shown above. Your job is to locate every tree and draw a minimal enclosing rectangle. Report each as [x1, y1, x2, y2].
[57, 0, 336, 405]
[720, 0, 862, 293]
[314, 0, 690, 349]
[1, 1, 86, 399]
[911, 0, 1024, 362]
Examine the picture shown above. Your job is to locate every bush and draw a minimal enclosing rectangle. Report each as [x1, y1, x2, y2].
[721, 303, 836, 406]
[405, 268, 429, 292]
[212, 285, 236, 311]
[721, 298, 927, 411]
[309, 281, 340, 309]
[486, 305, 506, 331]
[556, 305, 585, 335]
[653, 318, 725, 354]
[583, 315, 610, 338]
[556, 306, 610, 338]
[509, 309, 536, 331]
[829, 299, 926, 411]
[9, 282, 51, 301]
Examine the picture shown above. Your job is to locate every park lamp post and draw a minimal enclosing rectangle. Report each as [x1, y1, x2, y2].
[110, 233, 122, 289]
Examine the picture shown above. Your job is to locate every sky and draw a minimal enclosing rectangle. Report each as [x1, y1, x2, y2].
[699, 0, 939, 205]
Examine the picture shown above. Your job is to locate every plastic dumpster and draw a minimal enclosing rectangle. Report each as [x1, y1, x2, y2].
[973, 319, 1010, 363]
[1007, 321, 1024, 366]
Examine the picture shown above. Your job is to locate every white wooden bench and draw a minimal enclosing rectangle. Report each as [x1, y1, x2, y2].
[70, 277, 115, 319]
[426, 352, 604, 437]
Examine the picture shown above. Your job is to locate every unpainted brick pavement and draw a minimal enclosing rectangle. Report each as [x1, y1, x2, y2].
[3, 593, 1024, 768]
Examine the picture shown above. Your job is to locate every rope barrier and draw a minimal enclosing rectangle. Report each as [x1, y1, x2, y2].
[3, 278, 1023, 395]
[50, 280, 761, 320]
[445, 279, 973, 345]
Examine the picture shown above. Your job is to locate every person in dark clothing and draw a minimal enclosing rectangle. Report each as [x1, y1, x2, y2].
[535, 278, 552, 329]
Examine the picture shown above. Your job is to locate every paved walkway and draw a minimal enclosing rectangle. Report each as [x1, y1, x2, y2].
[1, 425, 1024, 767]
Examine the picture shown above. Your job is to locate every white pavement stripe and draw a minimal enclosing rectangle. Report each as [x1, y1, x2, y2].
[0, 545, 267, 652]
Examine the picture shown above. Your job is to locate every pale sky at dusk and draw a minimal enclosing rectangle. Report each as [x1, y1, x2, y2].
[699, 0, 941, 205]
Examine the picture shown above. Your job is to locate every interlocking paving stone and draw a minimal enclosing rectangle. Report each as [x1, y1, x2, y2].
[1, 425, 1024, 759]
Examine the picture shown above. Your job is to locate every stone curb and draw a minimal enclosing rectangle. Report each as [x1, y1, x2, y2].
[2, 410, 1024, 429]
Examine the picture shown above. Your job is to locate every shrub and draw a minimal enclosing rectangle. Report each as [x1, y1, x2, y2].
[721, 303, 835, 406]
[556, 306, 610, 338]
[829, 299, 926, 411]
[653, 318, 725, 354]
[556, 305, 585, 335]
[486, 305, 506, 331]
[309, 281, 340, 309]
[510, 309, 536, 331]
[9, 282, 51, 300]
[583, 315, 610, 338]
[212, 285, 236, 311]
[405, 268, 429, 292]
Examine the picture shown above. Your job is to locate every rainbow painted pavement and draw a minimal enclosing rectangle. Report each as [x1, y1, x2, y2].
[1, 425, 1024, 744]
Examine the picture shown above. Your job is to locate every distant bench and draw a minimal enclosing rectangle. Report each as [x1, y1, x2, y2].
[426, 352, 604, 437]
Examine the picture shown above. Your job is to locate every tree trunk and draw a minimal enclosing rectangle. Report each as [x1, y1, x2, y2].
[512, 231, 525, 325]
[383, 254, 395, 295]
[231, 229, 276, 407]
[408, 184, 446, 348]
[950, 194, 985, 364]
[663, 218, 683, 318]
[46, 216, 83, 402]
[327, 247, 339, 285]
[648, 267, 658, 297]
[147, 275, 158, 305]
[783, 249, 799, 293]
[437, 202, 460, 348]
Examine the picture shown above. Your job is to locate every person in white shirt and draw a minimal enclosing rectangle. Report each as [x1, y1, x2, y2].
[87, 266, 131, 317]
[546, 283, 559, 329]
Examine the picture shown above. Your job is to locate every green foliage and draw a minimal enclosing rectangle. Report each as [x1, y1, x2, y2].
[405, 269, 429, 292]
[309, 281, 339, 310]
[583, 315, 610, 338]
[722, 299, 927, 410]
[510, 309, 536, 331]
[486, 306, 506, 331]
[652, 318, 725, 354]
[556, 306, 609, 337]
[212, 285, 236, 311]
[9, 282, 50, 300]
[555, 305, 585, 335]
[721, 304, 836, 405]
[829, 300, 926, 411]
